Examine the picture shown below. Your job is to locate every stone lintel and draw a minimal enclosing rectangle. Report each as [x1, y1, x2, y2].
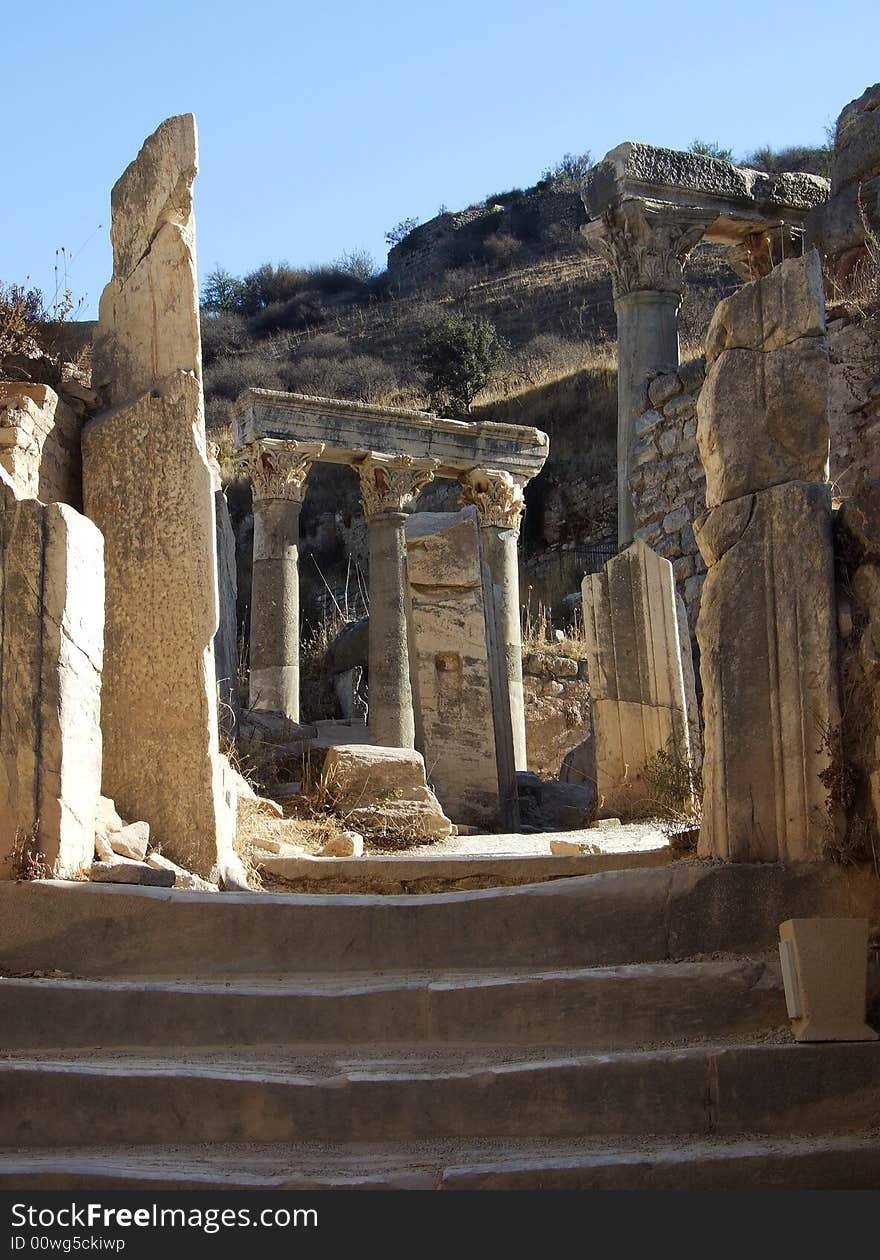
[232, 389, 549, 482]
[584, 141, 829, 246]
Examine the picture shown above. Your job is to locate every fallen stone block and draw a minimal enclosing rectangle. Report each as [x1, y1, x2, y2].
[147, 852, 218, 892]
[108, 821, 150, 862]
[319, 831, 365, 858]
[96, 796, 124, 836]
[323, 745, 454, 842]
[550, 839, 601, 856]
[91, 857, 174, 887]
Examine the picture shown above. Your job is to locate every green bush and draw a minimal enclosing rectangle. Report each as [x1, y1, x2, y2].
[415, 314, 507, 416]
[688, 139, 734, 163]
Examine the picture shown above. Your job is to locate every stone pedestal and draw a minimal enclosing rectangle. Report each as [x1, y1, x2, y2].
[238, 441, 321, 722]
[695, 482, 840, 862]
[0, 497, 104, 880]
[459, 468, 527, 770]
[357, 455, 435, 749]
[582, 540, 693, 817]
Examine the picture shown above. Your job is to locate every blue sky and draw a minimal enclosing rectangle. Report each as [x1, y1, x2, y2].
[3, 0, 878, 318]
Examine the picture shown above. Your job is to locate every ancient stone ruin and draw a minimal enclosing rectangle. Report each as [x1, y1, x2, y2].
[1, 82, 880, 1190]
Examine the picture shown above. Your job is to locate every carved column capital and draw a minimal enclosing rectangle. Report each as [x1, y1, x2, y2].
[356, 454, 437, 519]
[591, 199, 709, 301]
[236, 440, 324, 503]
[459, 468, 526, 532]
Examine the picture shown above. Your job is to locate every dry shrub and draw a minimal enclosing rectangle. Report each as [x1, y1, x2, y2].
[11, 824, 49, 881]
[642, 738, 703, 839]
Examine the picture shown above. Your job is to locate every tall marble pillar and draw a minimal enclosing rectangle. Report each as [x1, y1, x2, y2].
[356, 454, 436, 748]
[239, 440, 322, 721]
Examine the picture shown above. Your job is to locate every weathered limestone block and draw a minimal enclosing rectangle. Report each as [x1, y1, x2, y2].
[92, 114, 201, 405]
[582, 541, 693, 817]
[0, 499, 104, 879]
[704, 251, 827, 362]
[698, 253, 830, 510]
[82, 371, 229, 877]
[0, 383, 83, 508]
[832, 82, 880, 196]
[696, 482, 840, 861]
[323, 744, 454, 842]
[405, 508, 518, 830]
[697, 339, 829, 507]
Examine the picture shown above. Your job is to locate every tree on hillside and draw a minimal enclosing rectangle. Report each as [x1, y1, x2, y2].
[201, 266, 245, 313]
[539, 152, 592, 190]
[415, 314, 507, 416]
[688, 139, 734, 163]
[385, 218, 419, 248]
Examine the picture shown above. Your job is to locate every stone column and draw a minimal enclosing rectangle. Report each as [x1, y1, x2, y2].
[238, 440, 323, 721]
[460, 468, 528, 770]
[356, 454, 435, 748]
[592, 201, 708, 547]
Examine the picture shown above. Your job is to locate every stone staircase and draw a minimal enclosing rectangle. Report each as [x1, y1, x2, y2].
[1, 863, 879, 1189]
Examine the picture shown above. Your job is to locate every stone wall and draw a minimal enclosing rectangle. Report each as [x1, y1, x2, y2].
[387, 188, 586, 286]
[522, 649, 590, 779]
[628, 361, 707, 639]
[0, 383, 83, 509]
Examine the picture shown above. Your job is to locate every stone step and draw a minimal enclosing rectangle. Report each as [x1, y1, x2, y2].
[258, 845, 670, 893]
[3, 1042, 879, 1147]
[2, 861, 878, 978]
[0, 959, 785, 1050]
[2, 1134, 878, 1190]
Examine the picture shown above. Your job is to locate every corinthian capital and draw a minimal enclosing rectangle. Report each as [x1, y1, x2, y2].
[236, 440, 324, 502]
[459, 468, 526, 532]
[590, 199, 709, 301]
[356, 454, 437, 519]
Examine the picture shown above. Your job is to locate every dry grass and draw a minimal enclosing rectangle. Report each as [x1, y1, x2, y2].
[521, 596, 590, 659]
[11, 824, 49, 881]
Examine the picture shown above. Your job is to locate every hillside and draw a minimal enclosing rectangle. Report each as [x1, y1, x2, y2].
[203, 198, 741, 620]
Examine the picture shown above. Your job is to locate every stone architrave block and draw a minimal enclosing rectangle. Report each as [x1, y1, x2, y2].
[82, 371, 228, 878]
[405, 508, 518, 830]
[695, 482, 840, 862]
[0, 499, 104, 879]
[779, 918, 877, 1042]
[697, 339, 829, 508]
[582, 540, 693, 817]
